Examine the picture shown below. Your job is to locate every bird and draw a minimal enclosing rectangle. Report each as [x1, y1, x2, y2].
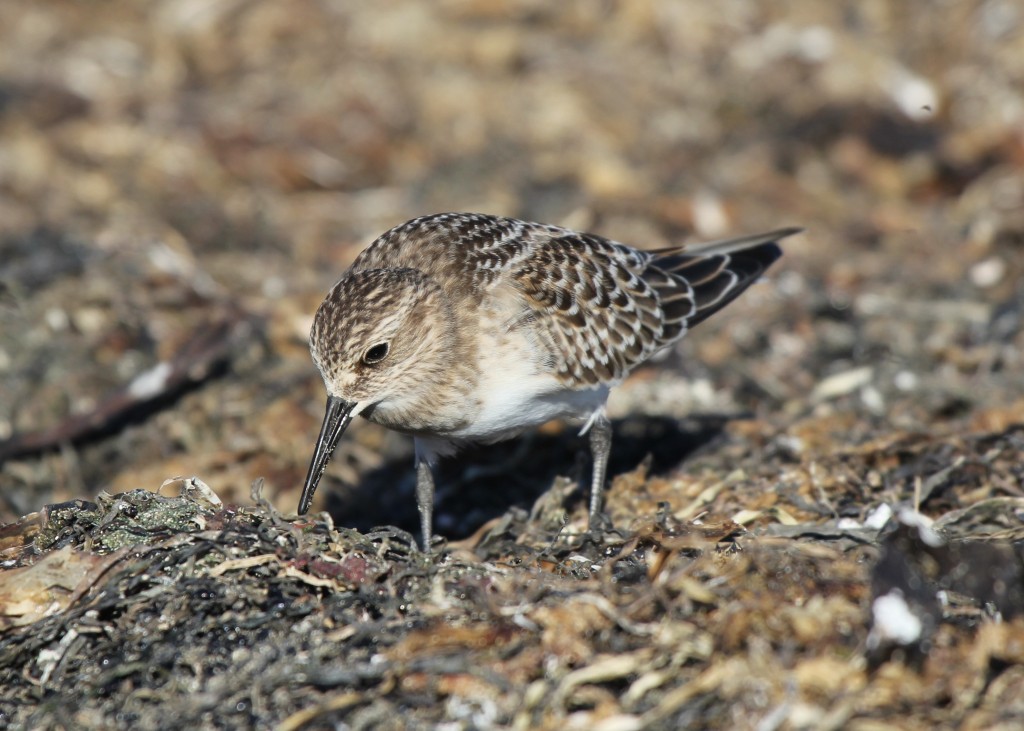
[298, 212, 796, 550]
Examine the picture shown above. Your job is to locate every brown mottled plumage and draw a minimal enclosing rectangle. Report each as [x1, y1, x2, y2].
[300, 213, 797, 550]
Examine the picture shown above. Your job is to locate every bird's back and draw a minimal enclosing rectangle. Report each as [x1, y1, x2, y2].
[350, 213, 558, 293]
[349, 213, 792, 390]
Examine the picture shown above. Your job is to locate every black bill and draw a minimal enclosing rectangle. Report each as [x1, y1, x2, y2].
[298, 395, 357, 514]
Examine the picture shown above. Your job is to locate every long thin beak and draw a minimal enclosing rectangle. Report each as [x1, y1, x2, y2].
[298, 395, 357, 514]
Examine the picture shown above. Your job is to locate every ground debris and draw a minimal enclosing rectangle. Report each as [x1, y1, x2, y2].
[1, 470, 1022, 729]
[1, 1, 1023, 728]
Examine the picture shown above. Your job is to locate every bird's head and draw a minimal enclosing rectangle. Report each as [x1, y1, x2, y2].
[299, 267, 454, 513]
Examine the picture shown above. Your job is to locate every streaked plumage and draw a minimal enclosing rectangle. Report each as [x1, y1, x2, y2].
[300, 212, 796, 550]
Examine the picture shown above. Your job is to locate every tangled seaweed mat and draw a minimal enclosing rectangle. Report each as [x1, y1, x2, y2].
[1, 468, 1024, 731]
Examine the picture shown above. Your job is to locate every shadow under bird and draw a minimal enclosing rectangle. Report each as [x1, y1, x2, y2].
[298, 213, 798, 550]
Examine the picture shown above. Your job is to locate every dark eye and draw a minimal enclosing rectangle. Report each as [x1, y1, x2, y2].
[362, 342, 389, 365]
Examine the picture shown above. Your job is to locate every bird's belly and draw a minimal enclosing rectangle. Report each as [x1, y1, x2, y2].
[444, 308, 610, 442]
[448, 372, 609, 443]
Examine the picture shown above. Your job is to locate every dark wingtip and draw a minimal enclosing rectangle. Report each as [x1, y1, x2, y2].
[681, 236, 790, 329]
[755, 240, 784, 267]
[771, 226, 804, 240]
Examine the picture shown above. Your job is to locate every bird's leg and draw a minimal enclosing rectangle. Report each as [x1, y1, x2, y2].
[587, 410, 613, 528]
[414, 451, 436, 553]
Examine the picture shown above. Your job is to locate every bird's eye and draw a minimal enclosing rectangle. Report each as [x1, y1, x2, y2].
[362, 342, 390, 365]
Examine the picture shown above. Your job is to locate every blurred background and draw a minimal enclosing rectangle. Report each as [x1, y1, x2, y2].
[1, 1, 1022, 533]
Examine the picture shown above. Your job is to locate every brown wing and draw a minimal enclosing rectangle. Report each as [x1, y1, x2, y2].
[512, 228, 793, 388]
[349, 212, 793, 388]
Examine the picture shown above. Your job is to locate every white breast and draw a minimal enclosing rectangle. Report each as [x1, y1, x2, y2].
[448, 317, 609, 443]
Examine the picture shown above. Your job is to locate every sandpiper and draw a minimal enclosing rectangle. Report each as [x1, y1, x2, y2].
[299, 213, 796, 549]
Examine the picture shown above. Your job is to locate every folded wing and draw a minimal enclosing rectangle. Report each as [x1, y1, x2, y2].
[512, 227, 796, 388]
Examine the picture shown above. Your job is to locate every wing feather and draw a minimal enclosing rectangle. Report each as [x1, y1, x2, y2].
[512, 227, 792, 387]
[352, 212, 794, 389]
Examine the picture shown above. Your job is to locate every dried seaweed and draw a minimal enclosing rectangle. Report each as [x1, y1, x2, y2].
[2, 1, 1024, 728]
